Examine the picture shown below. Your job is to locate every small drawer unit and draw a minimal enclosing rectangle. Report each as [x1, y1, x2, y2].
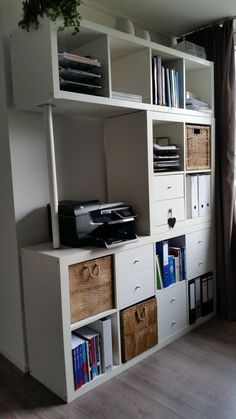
[153, 198, 185, 227]
[153, 174, 184, 201]
[186, 228, 213, 280]
[116, 244, 155, 308]
[186, 228, 212, 254]
[158, 306, 187, 342]
[69, 255, 114, 323]
[157, 282, 187, 318]
[186, 249, 212, 279]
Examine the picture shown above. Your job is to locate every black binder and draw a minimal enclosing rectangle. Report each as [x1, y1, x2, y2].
[207, 272, 214, 313]
[195, 277, 201, 319]
[200, 274, 208, 316]
[188, 279, 196, 324]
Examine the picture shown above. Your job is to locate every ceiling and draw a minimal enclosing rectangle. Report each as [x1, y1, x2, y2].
[85, 0, 236, 37]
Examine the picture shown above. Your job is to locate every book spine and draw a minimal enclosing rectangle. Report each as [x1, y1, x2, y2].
[90, 337, 98, 379]
[72, 348, 79, 390]
[82, 342, 89, 383]
[78, 344, 85, 387]
[156, 56, 163, 106]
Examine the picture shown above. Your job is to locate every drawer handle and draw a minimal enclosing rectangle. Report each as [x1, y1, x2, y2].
[135, 285, 141, 291]
[133, 259, 140, 264]
[171, 320, 176, 327]
[197, 240, 202, 244]
[170, 298, 176, 303]
[167, 186, 172, 190]
[135, 307, 146, 321]
[82, 263, 100, 279]
[198, 262, 203, 266]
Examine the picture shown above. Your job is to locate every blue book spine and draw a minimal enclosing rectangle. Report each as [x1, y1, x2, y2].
[91, 337, 98, 378]
[78, 344, 84, 386]
[72, 348, 78, 390]
[75, 346, 82, 389]
[82, 342, 89, 383]
[181, 246, 186, 280]
[168, 255, 175, 285]
[156, 241, 169, 288]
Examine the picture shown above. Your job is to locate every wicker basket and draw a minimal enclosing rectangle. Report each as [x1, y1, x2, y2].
[68, 255, 113, 323]
[186, 125, 211, 170]
[120, 297, 157, 362]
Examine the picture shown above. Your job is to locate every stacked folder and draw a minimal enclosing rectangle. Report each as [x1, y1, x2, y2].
[186, 174, 211, 218]
[156, 240, 186, 289]
[188, 272, 214, 324]
[153, 143, 180, 172]
[58, 52, 102, 95]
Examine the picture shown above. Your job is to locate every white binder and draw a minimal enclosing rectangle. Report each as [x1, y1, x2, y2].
[186, 175, 198, 218]
[198, 174, 211, 217]
[90, 318, 113, 373]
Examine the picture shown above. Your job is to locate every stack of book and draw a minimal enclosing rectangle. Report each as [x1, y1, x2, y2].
[112, 91, 142, 102]
[71, 318, 113, 390]
[58, 52, 102, 95]
[152, 55, 180, 107]
[156, 241, 186, 289]
[153, 143, 180, 172]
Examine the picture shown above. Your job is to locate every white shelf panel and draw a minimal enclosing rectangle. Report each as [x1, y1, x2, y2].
[70, 308, 117, 331]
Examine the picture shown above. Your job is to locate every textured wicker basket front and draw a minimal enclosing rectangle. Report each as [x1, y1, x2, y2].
[186, 125, 211, 170]
[69, 255, 113, 323]
[120, 297, 158, 362]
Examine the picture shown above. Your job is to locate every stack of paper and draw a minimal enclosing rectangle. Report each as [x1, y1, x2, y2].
[112, 91, 142, 102]
[153, 143, 180, 172]
[186, 96, 211, 112]
[58, 52, 102, 95]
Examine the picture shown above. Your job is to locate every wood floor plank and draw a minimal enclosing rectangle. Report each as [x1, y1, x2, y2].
[1, 318, 236, 419]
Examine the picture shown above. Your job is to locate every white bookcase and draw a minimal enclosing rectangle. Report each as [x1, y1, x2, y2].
[11, 18, 215, 402]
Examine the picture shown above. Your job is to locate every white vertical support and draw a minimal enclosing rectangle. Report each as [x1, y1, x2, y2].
[43, 104, 60, 249]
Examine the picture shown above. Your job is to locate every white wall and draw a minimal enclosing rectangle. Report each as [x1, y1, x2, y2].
[0, 37, 27, 371]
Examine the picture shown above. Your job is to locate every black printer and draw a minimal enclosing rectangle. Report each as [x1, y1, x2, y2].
[48, 200, 138, 248]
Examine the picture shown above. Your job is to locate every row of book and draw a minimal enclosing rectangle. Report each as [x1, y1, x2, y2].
[58, 51, 102, 95]
[156, 241, 186, 289]
[152, 55, 180, 108]
[153, 142, 180, 172]
[188, 272, 213, 324]
[71, 318, 113, 390]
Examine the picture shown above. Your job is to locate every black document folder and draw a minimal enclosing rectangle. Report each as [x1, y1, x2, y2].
[188, 279, 196, 324]
[200, 274, 208, 316]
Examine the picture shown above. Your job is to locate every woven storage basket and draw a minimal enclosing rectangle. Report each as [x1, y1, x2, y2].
[69, 255, 113, 323]
[186, 125, 211, 170]
[120, 297, 157, 362]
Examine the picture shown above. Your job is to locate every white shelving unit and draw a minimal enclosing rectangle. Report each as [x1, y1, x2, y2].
[11, 18, 215, 402]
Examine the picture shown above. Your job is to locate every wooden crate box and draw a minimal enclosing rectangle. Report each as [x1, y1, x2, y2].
[186, 125, 211, 170]
[69, 255, 114, 323]
[120, 297, 158, 362]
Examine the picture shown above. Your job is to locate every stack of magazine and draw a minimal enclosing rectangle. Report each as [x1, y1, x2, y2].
[186, 97, 211, 112]
[58, 52, 102, 95]
[153, 143, 180, 172]
[112, 91, 142, 102]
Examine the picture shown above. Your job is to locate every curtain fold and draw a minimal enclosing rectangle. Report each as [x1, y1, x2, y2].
[184, 20, 236, 320]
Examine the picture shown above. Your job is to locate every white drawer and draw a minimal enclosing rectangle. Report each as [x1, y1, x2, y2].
[186, 228, 212, 254]
[187, 249, 212, 279]
[158, 307, 187, 342]
[153, 174, 184, 201]
[117, 269, 155, 308]
[153, 198, 185, 227]
[116, 244, 153, 279]
[157, 282, 186, 318]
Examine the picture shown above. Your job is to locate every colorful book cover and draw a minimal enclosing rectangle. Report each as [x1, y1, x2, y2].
[168, 255, 175, 285]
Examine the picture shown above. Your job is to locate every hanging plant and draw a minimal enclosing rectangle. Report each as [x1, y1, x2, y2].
[18, 0, 82, 35]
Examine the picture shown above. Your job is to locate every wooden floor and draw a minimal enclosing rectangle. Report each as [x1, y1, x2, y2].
[1, 317, 236, 419]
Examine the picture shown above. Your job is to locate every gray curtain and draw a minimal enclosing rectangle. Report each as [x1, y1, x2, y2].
[183, 20, 236, 319]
